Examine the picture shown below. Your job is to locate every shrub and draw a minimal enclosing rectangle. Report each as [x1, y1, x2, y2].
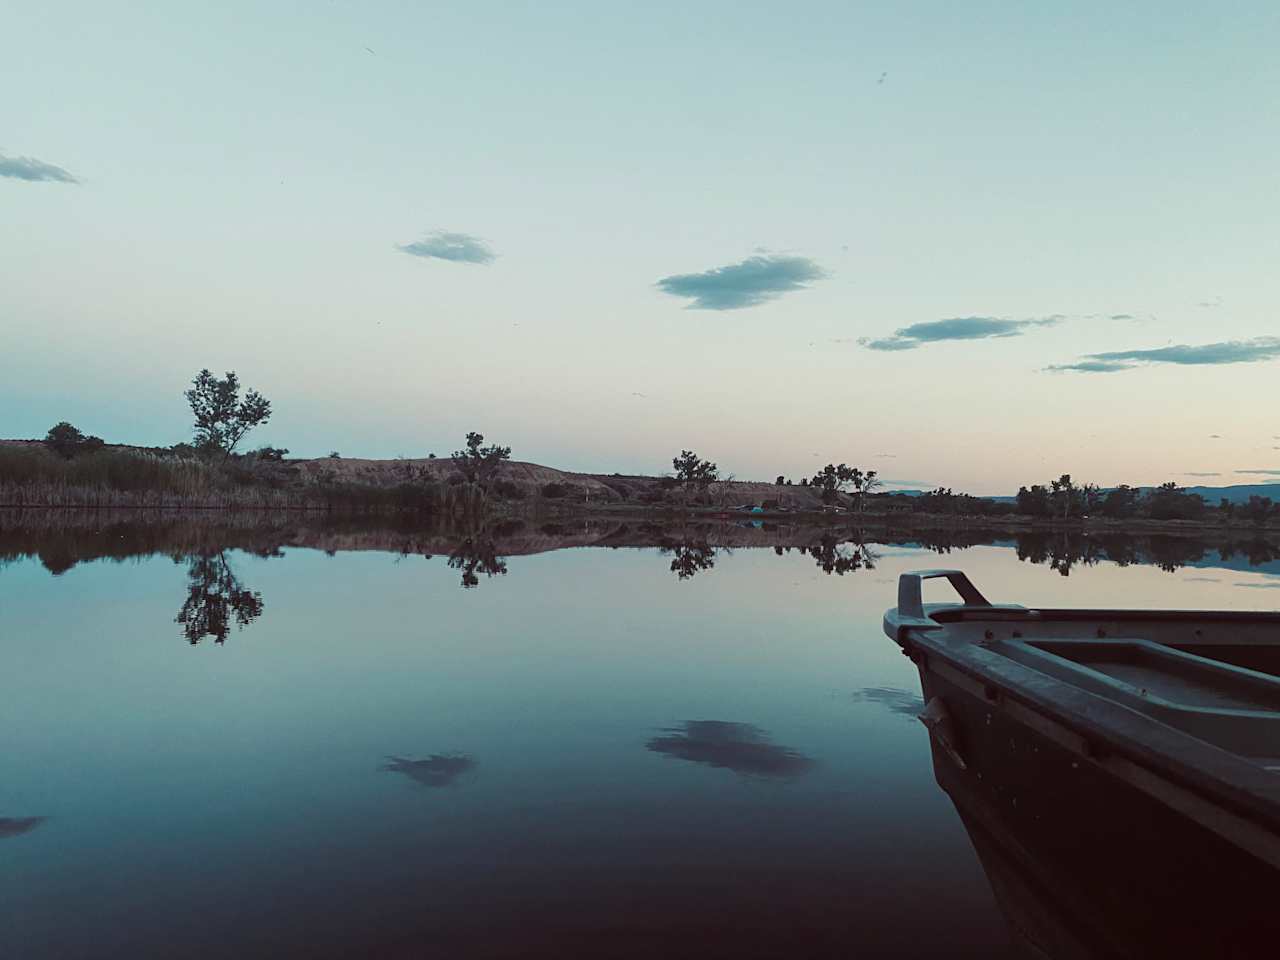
[44, 422, 105, 459]
[252, 446, 289, 462]
[493, 479, 527, 500]
[600, 479, 632, 500]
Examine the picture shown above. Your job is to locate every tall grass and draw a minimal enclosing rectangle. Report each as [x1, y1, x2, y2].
[0, 444, 487, 513]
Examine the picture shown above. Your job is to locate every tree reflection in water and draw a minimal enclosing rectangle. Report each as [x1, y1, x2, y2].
[801, 535, 877, 575]
[661, 541, 717, 581]
[175, 551, 265, 644]
[446, 538, 508, 589]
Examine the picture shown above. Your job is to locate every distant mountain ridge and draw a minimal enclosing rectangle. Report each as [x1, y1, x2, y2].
[987, 482, 1280, 505]
[1181, 482, 1280, 505]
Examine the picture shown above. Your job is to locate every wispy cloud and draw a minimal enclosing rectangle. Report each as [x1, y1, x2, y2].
[0, 152, 78, 183]
[1049, 337, 1280, 373]
[1047, 359, 1131, 373]
[397, 230, 495, 264]
[656, 255, 824, 310]
[860, 316, 1060, 352]
[1183, 472, 1221, 477]
[1109, 314, 1135, 320]
[1234, 469, 1280, 477]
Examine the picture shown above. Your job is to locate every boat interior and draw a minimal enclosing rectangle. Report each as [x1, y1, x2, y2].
[931, 608, 1280, 771]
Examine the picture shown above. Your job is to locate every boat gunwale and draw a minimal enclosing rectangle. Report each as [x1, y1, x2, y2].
[931, 606, 1280, 626]
[897, 623, 1280, 864]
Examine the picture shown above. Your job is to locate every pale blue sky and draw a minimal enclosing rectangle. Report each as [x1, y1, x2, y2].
[4, 2, 1278, 493]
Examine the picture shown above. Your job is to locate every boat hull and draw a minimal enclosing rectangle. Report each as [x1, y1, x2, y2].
[916, 661, 1280, 958]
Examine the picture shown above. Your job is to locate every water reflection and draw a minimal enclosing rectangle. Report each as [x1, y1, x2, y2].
[0, 816, 47, 840]
[381, 754, 476, 789]
[1014, 530, 1280, 576]
[445, 537, 508, 589]
[801, 535, 877, 575]
[4, 510, 1279, 586]
[851, 687, 925, 718]
[646, 721, 815, 779]
[660, 541, 717, 581]
[175, 551, 265, 644]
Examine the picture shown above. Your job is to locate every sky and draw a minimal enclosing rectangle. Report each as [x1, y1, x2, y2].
[3, 1, 1278, 495]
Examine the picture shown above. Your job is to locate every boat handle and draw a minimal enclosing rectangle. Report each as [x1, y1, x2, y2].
[897, 570, 991, 621]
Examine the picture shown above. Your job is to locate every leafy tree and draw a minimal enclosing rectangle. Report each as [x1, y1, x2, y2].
[857, 470, 882, 511]
[1081, 483, 1103, 515]
[775, 475, 786, 485]
[1016, 484, 1052, 518]
[185, 369, 272, 459]
[672, 450, 719, 502]
[252, 446, 289, 462]
[1050, 474, 1080, 519]
[1244, 495, 1274, 527]
[43, 421, 104, 459]
[1101, 485, 1140, 519]
[809, 463, 870, 505]
[1220, 498, 1235, 521]
[1147, 482, 1204, 521]
[451, 432, 512, 488]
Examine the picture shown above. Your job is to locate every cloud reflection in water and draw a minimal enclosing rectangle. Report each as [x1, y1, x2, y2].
[646, 721, 815, 779]
[381, 754, 477, 789]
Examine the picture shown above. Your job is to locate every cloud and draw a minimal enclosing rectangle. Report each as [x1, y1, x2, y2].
[397, 231, 495, 264]
[656, 255, 824, 310]
[1183, 472, 1221, 477]
[1234, 469, 1280, 477]
[860, 315, 1060, 351]
[0, 153, 78, 183]
[1234, 582, 1280, 590]
[1109, 314, 1135, 320]
[1050, 337, 1280, 373]
[1045, 359, 1131, 373]
[1209, 434, 1224, 439]
[860, 337, 920, 351]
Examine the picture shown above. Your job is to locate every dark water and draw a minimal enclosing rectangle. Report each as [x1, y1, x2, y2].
[2, 515, 1278, 958]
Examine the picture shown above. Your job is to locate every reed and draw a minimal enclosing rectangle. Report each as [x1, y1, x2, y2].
[0, 444, 493, 513]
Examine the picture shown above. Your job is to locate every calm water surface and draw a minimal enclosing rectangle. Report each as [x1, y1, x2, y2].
[2, 518, 1278, 958]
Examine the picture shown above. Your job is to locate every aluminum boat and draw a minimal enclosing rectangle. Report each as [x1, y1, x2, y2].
[883, 569, 1280, 957]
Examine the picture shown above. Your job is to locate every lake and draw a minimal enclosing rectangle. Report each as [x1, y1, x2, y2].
[3, 514, 1278, 958]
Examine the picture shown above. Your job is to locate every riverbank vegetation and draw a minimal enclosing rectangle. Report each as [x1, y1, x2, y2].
[3, 371, 1277, 529]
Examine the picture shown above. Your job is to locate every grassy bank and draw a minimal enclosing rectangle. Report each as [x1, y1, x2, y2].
[0, 443, 451, 511]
